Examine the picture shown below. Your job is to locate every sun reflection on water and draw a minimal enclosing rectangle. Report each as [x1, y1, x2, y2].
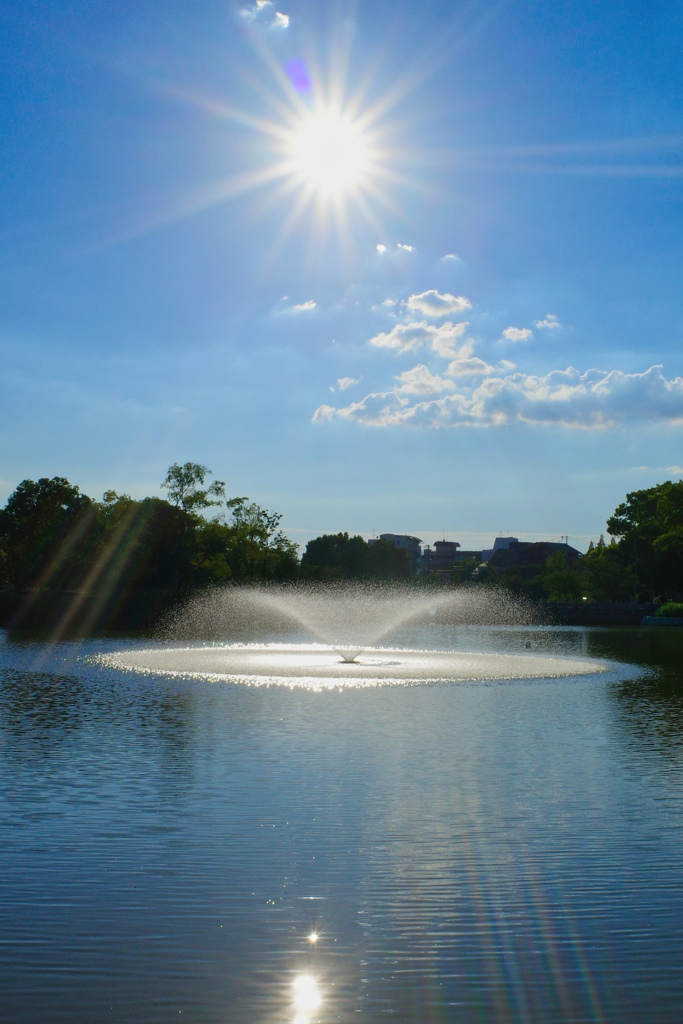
[292, 973, 322, 1023]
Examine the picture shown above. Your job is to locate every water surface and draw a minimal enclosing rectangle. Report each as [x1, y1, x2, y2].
[1, 625, 683, 1023]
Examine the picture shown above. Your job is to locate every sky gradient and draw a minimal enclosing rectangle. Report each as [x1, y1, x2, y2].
[2, 0, 682, 552]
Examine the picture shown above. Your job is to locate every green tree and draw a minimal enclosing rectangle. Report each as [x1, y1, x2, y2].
[0, 477, 96, 589]
[225, 498, 299, 580]
[543, 550, 583, 601]
[161, 463, 226, 515]
[606, 480, 683, 600]
[579, 536, 633, 601]
[301, 532, 371, 579]
[367, 539, 412, 580]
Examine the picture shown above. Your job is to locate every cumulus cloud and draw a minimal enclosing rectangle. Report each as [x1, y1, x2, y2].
[404, 290, 472, 318]
[394, 365, 456, 395]
[397, 242, 415, 252]
[314, 365, 683, 430]
[535, 313, 561, 329]
[441, 253, 461, 262]
[376, 243, 388, 253]
[501, 326, 533, 343]
[445, 353, 497, 377]
[368, 320, 469, 358]
[239, 0, 289, 28]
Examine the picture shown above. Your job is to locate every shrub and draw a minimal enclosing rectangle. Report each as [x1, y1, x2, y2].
[655, 602, 683, 618]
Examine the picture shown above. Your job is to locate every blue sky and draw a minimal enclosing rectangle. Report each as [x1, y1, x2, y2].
[2, 0, 682, 552]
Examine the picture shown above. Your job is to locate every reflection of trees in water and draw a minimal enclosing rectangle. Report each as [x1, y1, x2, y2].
[0, 669, 87, 753]
[585, 629, 683, 753]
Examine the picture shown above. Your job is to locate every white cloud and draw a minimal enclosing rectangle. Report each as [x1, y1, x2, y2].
[312, 404, 337, 422]
[666, 465, 683, 474]
[279, 299, 316, 314]
[368, 320, 469, 358]
[381, 298, 397, 307]
[501, 326, 533, 343]
[404, 290, 472, 318]
[445, 353, 497, 377]
[335, 376, 362, 392]
[238, 0, 289, 28]
[314, 365, 683, 430]
[535, 313, 561, 329]
[394, 365, 456, 395]
[441, 253, 460, 261]
[376, 242, 415, 254]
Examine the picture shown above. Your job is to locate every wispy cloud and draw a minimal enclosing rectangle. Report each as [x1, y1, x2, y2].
[278, 298, 316, 314]
[239, 0, 289, 29]
[441, 253, 461, 262]
[405, 290, 472, 318]
[331, 376, 363, 392]
[501, 326, 533, 343]
[314, 365, 683, 430]
[534, 314, 561, 329]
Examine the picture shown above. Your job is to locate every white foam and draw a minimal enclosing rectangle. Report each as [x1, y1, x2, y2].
[97, 643, 607, 688]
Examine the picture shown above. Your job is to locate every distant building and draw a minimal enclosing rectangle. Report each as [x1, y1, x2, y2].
[481, 537, 520, 562]
[369, 533, 423, 570]
[486, 538, 580, 572]
[418, 540, 482, 576]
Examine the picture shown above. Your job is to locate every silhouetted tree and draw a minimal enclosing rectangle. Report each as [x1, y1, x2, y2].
[301, 532, 371, 578]
[161, 462, 226, 515]
[0, 477, 96, 589]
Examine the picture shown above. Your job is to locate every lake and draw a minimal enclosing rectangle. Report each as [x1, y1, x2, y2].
[1, 623, 683, 1023]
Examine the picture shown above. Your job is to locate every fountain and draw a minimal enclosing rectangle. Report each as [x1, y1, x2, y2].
[97, 583, 608, 686]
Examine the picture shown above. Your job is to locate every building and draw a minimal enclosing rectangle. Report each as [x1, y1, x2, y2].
[486, 538, 581, 573]
[418, 540, 483, 579]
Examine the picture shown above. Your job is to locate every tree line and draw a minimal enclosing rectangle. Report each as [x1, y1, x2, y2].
[1, 466, 682, 629]
[0, 463, 413, 630]
[481, 480, 683, 604]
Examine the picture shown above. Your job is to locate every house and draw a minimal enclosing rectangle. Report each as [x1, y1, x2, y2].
[418, 540, 483, 578]
[486, 538, 581, 573]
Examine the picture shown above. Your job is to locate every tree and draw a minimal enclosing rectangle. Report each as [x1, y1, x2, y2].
[606, 481, 683, 600]
[161, 463, 226, 515]
[225, 498, 299, 580]
[0, 477, 96, 589]
[301, 532, 371, 579]
[542, 550, 583, 601]
[579, 536, 633, 601]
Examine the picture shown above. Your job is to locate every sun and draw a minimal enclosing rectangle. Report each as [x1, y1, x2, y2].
[287, 110, 370, 197]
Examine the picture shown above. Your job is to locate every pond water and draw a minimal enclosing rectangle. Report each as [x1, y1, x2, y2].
[1, 624, 683, 1023]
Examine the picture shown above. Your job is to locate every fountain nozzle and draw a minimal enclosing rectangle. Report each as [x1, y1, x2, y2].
[337, 650, 363, 664]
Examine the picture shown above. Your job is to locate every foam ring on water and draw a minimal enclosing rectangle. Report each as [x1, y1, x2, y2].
[97, 643, 608, 687]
